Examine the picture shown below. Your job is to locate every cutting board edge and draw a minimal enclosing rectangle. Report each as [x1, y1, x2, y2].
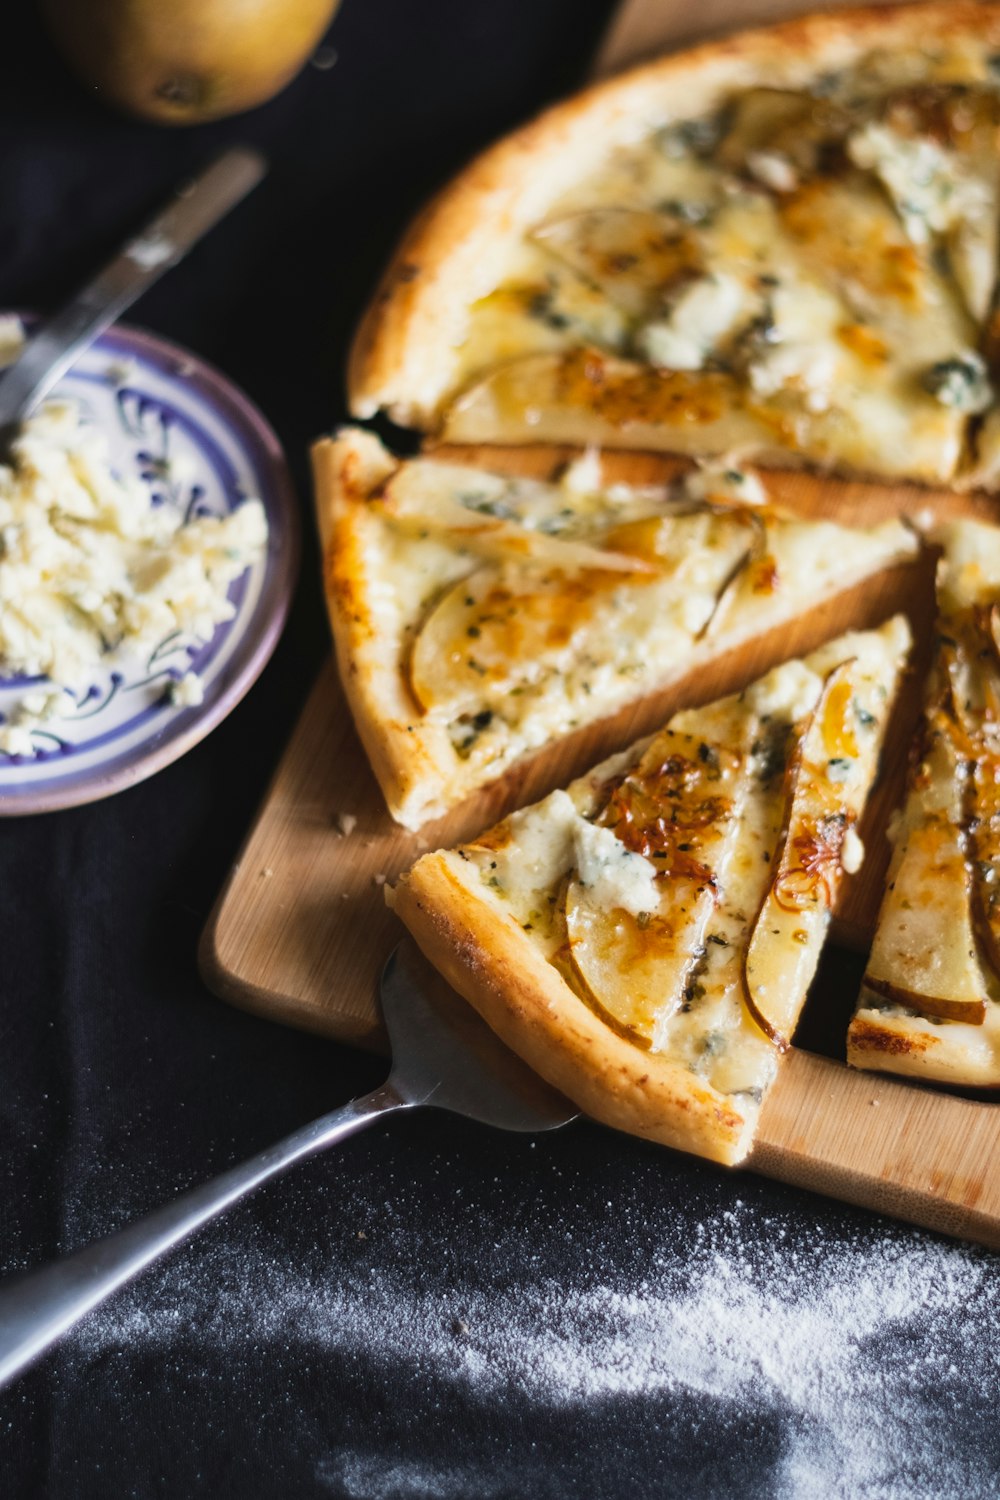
[198, 898, 389, 1053]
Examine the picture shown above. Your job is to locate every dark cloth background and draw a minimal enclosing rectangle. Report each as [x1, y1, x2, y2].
[3, 5, 1000, 1498]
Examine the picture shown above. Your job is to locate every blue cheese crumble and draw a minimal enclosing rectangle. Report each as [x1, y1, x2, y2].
[0, 402, 267, 752]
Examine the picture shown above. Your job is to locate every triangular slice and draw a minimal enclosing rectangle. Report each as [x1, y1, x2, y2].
[389, 617, 911, 1165]
[316, 428, 916, 828]
[849, 520, 1000, 1085]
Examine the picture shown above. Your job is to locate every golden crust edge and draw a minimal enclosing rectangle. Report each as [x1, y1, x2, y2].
[349, 1, 1000, 428]
[311, 430, 462, 828]
[389, 850, 757, 1166]
[847, 1009, 1000, 1087]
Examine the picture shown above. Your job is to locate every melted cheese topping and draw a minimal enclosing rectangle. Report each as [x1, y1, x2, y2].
[848, 120, 991, 245]
[456, 618, 908, 1127]
[355, 441, 917, 826]
[746, 659, 823, 723]
[445, 46, 1000, 481]
[571, 816, 659, 916]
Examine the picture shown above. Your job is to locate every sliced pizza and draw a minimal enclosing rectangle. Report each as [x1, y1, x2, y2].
[349, 3, 1000, 485]
[315, 427, 917, 829]
[389, 617, 911, 1165]
[849, 519, 1000, 1086]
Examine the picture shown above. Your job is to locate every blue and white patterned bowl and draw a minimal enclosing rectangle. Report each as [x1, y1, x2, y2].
[0, 321, 299, 814]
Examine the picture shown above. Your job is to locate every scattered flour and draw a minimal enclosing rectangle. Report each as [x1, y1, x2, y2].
[66, 1171, 1000, 1500]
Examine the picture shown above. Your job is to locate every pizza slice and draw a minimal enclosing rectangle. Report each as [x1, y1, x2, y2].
[849, 520, 1000, 1086]
[389, 617, 911, 1165]
[349, 4, 1000, 484]
[316, 427, 916, 829]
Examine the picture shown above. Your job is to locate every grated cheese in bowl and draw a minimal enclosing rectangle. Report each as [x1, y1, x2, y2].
[0, 400, 268, 755]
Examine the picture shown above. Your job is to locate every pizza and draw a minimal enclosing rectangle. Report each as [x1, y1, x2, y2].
[388, 618, 910, 1164]
[849, 519, 1000, 1085]
[316, 427, 916, 828]
[349, 2, 1000, 486]
[319, 6, 1000, 1124]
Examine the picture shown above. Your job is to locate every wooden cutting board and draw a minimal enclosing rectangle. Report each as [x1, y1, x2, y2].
[200, 0, 1000, 1248]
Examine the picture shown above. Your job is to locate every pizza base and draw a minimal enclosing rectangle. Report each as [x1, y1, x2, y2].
[349, 1, 1000, 432]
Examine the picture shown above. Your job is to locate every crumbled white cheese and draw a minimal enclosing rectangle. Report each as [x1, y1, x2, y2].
[170, 672, 204, 709]
[572, 817, 659, 917]
[683, 461, 766, 507]
[841, 825, 865, 875]
[934, 518, 1000, 612]
[747, 282, 841, 413]
[847, 121, 991, 245]
[560, 448, 603, 495]
[636, 271, 750, 371]
[748, 659, 823, 723]
[0, 722, 34, 756]
[749, 342, 838, 412]
[0, 401, 268, 742]
[480, 788, 657, 919]
[746, 150, 798, 194]
[0, 685, 70, 754]
[333, 811, 358, 838]
[922, 351, 993, 414]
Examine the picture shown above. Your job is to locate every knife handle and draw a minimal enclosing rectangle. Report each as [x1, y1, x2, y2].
[0, 146, 267, 425]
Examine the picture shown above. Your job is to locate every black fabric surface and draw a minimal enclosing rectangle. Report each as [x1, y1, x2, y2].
[3, 5, 1000, 1497]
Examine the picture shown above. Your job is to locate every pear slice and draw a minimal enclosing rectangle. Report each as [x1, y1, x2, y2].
[408, 564, 621, 715]
[971, 749, 1000, 979]
[406, 509, 754, 716]
[565, 726, 751, 1043]
[440, 349, 786, 455]
[864, 708, 987, 1024]
[939, 609, 1000, 985]
[883, 85, 1000, 322]
[531, 209, 701, 318]
[743, 660, 885, 1047]
[380, 466, 651, 575]
[716, 87, 851, 182]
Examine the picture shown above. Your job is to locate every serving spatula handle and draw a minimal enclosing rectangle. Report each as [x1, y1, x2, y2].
[0, 1080, 406, 1389]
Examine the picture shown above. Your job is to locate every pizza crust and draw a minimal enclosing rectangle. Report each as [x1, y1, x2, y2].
[349, 1, 1000, 430]
[312, 430, 460, 827]
[389, 850, 756, 1165]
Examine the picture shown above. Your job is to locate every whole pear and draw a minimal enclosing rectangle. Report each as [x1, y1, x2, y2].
[41, 0, 341, 125]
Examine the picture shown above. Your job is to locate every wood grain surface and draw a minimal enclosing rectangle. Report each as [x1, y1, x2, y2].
[754, 1051, 1000, 1249]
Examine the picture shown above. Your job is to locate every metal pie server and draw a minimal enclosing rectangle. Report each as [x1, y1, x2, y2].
[0, 938, 577, 1386]
[0, 144, 267, 437]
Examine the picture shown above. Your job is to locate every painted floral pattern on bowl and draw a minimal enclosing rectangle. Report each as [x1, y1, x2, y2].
[0, 322, 298, 814]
